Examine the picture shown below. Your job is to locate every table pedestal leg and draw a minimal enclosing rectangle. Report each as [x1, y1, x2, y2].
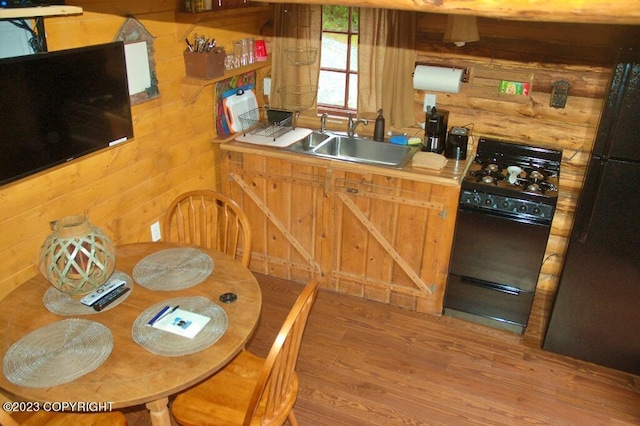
[146, 397, 172, 426]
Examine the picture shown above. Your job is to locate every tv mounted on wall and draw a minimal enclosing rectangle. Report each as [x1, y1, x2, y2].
[0, 41, 134, 186]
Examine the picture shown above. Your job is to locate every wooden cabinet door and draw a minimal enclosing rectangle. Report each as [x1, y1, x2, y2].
[330, 171, 459, 315]
[221, 150, 331, 284]
[221, 148, 459, 314]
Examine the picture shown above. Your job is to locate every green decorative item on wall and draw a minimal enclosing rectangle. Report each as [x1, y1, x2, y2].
[39, 215, 116, 299]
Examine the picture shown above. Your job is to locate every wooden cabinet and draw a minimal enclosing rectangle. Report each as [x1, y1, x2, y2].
[221, 147, 460, 315]
[330, 170, 459, 314]
[222, 150, 331, 283]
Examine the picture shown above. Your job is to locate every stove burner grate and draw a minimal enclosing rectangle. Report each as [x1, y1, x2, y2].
[470, 162, 506, 185]
[510, 167, 558, 195]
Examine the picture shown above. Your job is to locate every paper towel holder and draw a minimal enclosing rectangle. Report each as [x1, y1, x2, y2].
[414, 63, 470, 83]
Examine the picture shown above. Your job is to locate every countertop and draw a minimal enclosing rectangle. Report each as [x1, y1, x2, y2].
[222, 137, 474, 188]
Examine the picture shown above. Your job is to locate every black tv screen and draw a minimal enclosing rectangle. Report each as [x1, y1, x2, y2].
[0, 41, 134, 186]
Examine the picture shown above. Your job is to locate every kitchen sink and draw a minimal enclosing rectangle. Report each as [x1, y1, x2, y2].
[284, 132, 418, 168]
[284, 131, 332, 152]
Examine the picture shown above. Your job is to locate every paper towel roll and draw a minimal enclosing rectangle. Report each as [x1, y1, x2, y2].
[413, 65, 463, 93]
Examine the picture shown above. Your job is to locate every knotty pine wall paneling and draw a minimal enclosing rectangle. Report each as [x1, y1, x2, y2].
[0, 1, 271, 298]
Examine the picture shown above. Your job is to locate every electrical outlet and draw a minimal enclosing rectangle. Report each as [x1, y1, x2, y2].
[423, 93, 437, 112]
[150, 221, 161, 242]
[263, 77, 271, 96]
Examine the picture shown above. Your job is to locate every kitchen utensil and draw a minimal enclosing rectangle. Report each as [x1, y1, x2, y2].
[507, 166, 523, 184]
[223, 89, 258, 133]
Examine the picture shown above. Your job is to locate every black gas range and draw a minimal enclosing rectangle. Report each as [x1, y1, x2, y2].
[444, 137, 562, 333]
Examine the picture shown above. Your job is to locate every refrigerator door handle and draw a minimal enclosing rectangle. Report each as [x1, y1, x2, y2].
[573, 159, 605, 243]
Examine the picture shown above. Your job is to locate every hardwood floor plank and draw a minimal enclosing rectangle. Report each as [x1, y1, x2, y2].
[126, 272, 640, 426]
[252, 274, 639, 426]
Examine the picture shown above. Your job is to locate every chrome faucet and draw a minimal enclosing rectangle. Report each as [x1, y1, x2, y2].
[347, 113, 368, 137]
[320, 113, 328, 133]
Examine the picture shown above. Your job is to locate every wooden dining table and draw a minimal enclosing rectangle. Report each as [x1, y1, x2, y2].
[0, 241, 262, 426]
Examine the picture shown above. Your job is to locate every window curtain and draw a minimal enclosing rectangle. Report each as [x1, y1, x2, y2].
[358, 9, 416, 128]
[269, 4, 322, 111]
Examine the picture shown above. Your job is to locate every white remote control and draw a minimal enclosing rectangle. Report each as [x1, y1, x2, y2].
[80, 278, 126, 306]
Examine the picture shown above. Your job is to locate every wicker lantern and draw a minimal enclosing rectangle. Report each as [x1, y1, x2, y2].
[39, 215, 116, 299]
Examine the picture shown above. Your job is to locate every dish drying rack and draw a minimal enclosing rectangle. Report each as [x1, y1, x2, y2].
[240, 106, 296, 140]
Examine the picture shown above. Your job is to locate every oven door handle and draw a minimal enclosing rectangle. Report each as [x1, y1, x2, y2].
[460, 276, 521, 296]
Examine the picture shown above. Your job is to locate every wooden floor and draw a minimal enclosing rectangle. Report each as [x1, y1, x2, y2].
[126, 273, 640, 425]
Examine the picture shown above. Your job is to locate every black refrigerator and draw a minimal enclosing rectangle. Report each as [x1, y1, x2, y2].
[543, 48, 640, 375]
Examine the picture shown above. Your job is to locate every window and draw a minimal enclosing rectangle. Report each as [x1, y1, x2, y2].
[318, 6, 358, 115]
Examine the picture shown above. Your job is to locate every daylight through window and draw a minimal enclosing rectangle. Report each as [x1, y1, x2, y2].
[318, 6, 358, 115]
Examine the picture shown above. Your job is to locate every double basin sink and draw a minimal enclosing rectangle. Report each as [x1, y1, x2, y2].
[284, 131, 419, 168]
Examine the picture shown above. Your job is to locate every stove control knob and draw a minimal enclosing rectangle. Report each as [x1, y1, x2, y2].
[484, 197, 493, 206]
[519, 204, 528, 213]
[472, 194, 481, 204]
[501, 200, 510, 209]
[532, 206, 541, 215]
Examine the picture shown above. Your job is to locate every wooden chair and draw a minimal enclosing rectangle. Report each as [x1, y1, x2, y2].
[162, 190, 252, 267]
[0, 408, 127, 426]
[171, 280, 320, 426]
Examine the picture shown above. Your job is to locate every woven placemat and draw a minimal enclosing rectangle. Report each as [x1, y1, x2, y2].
[3, 319, 113, 388]
[133, 248, 214, 291]
[43, 271, 133, 316]
[132, 296, 227, 357]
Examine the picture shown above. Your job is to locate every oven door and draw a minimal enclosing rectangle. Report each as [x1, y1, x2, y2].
[444, 273, 535, 328]
[448, 207, 552, 292]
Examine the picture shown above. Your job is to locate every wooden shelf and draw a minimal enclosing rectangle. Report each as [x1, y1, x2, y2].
[175, 4, 273, 41]
[0, 5, 82, 19]
[175, 4, 272, 24]
[181, 59, 271, 105]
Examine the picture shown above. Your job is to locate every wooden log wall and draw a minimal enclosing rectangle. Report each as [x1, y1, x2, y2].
[1, 0, 639, 348]
[412, 14, 640, 345]
[262, 0, 640, 25]
[0, 0, 270, 299]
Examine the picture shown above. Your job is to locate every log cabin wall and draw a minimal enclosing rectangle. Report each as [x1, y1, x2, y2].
[0, 0, 270, 299]
[0, 0, 638, 347]
[412, 14, 640, 344]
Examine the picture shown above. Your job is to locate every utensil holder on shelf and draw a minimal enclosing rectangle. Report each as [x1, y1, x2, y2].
[183, 50, 225, 79]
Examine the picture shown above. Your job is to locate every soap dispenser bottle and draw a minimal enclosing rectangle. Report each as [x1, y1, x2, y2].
[373, 109, 385, 142]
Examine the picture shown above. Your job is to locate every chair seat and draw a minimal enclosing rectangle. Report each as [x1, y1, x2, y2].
[11, 410, 128, 426]
[172, 350, 298, 426]
[172, 280, 318, 426]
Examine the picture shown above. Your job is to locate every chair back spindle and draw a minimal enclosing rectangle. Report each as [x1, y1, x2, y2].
[244, 280, 319, 425]
[163, 190, 252, 267]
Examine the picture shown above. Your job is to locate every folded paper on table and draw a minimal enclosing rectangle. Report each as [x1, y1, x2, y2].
[149, 308, 211, 339]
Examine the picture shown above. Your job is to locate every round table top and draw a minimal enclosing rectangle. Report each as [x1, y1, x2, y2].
[0, 242, 262, 408]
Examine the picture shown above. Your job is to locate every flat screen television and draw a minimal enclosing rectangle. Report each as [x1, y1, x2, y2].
[0, 41, 134, 186]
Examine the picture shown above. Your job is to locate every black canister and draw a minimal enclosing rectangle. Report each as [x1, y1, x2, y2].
[373, 109, 385, 142]
[445, 127, 469, 160]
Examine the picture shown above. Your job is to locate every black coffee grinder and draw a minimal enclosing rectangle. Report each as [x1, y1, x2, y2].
[422, 107, 449, 154]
